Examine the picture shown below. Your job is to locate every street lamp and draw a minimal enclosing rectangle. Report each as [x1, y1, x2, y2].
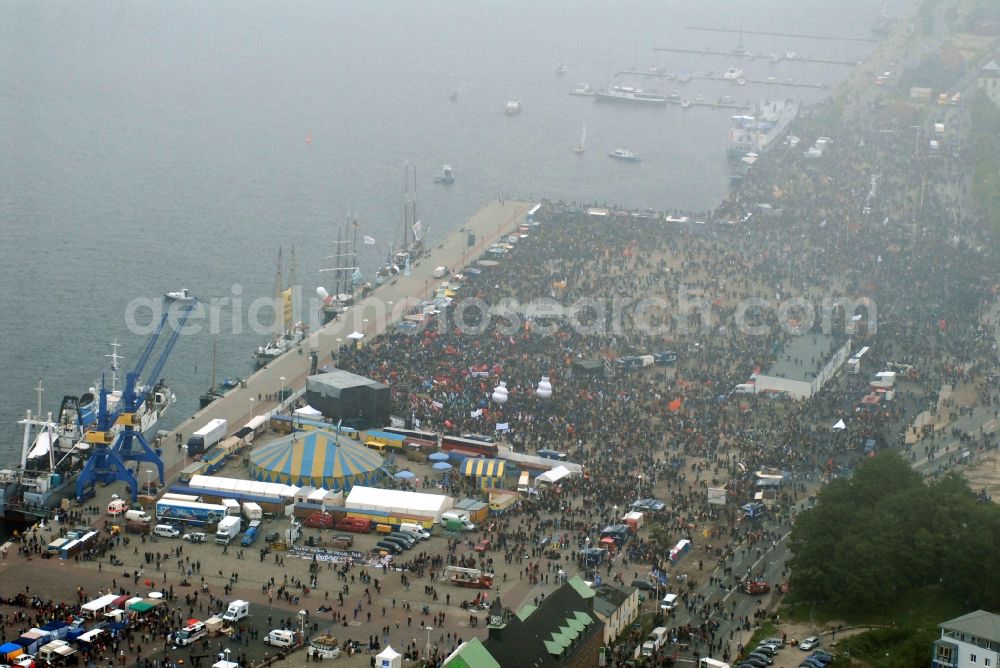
[425, 626, 433, 660]
[145, 469, 152, 496]
[279, 376, 286, 403]
[224, 648, 230, 665]
[298, 609, 307, 636]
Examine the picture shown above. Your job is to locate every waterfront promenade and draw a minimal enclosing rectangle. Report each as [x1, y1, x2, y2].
[160, 199, 533, 483]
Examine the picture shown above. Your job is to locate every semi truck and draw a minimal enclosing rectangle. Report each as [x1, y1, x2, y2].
[155, 498, 227, 526]
[215, 516, 242, 544]
[186, 418, 228, 457]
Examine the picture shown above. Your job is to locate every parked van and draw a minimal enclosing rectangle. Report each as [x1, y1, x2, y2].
[304, 512, 334, 529]
[153, 524, 180, 538]
[517, 471, 531, 493]
[382, 536, 411, 551]
[107, 498, 128, 517]
[124, 509, 151, 524]
[398, 523, 430, 540]
[375, 540, 402, 555]
[660, 593, 679, 611]
[335, 517, 371, 533]
[440, 511, 475, 531]
[172, 621, 206, 646]
[222, 600, 249, 623]
[265, 629, 296, 647]
[732, 383, 756, 395]
[386, 531, 412, 547]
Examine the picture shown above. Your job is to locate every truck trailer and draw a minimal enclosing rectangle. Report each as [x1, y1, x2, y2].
[186, 418, 228, 457]
[155, 499, 227, 526]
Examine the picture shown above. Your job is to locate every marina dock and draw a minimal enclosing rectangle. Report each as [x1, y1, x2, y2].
[683, 25, 878, 43]
[615, 69, 831, 90]
[650, 47, 861, 67]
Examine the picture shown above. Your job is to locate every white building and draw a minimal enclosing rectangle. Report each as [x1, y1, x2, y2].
[933, 610, 1000, 668]
[344, 486, 453, 522]
[977, 59, 1000, 108]
[753, 335, 851, 400]
[591, 583, 640, 645]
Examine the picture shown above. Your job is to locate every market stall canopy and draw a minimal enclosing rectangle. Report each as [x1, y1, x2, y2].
[294, 405, 323, 418]
[832, 419, 847, 431]
[394, 470, 417, 480]
[428, 452, 450, 462]
[347, 331, 365, 340]
[536, 465, 573, 485]
[432, 462, 453, 471]
[461, 458, 505, 478]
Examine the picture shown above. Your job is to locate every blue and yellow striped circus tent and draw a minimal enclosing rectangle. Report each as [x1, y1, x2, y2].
[249, 430, 384, 490]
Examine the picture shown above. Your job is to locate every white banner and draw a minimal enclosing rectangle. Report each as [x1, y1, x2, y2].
[495, 422, 509, 432]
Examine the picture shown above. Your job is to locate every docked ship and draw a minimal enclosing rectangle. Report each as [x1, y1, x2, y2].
[727, 99, 800, 161]
[0, 345, 175, 521]
[594, 85, 667, 105]
[317, 217, 363, 325]
[253, 248, 307, 369]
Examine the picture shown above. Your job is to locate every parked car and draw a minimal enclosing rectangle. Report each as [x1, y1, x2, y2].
[799, 637, 821, 650]
[810, 650, 834, 663]
[748, 651, 774, 665]
[761, 637, 785, 648]
[474, 539, 492, 552]
[264, 532, 280, 543]
[630, 579, 657, 592]
[182, 532, 207, 543]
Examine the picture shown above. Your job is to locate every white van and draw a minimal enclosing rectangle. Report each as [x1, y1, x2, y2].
[265, 629, 296, 647]
[398, 523, 430, 540]
[125, 509, 151, 523]
[107, 498, 128, 516]
[432, 266, 449, 279]
[660, 593, 679, 611]
[222, 599, 249, 623]
[172, 621, 206, 646]
[731, 383, 755, 395]
[440, 511, 475, 531]
[154, 524, 180, 538]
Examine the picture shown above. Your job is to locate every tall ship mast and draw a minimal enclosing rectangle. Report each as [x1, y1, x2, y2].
[253, 247, 307, 368]
[317, 214, 363, 324]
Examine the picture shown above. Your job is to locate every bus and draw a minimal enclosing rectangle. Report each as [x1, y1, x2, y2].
[537, 449, 567, 461]
[362, 430, 406, 450]
[384, 427, 439, 448]
[846, 346, 870, 375]
[441, 435, 499, 458]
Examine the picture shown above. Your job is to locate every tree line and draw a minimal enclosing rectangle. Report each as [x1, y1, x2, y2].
[787, 451, 1000, 612]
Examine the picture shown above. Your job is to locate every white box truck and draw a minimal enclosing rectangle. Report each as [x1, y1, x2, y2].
[186, 418, 228, 457]
[215, 516, 242, 544]
[242, 502, 263, 521]
[221, 499, 241, 516]
[222, 600, 249, 623]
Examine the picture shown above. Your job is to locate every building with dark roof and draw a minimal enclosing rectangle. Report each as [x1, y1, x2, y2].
[933, 610, 1000, 668]
[305, 369, 390, 425]
[444, 577, 603, 668]
[592, 583, 640, 645]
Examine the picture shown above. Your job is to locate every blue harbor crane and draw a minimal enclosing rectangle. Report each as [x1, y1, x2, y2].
[76, 300, 197, 503]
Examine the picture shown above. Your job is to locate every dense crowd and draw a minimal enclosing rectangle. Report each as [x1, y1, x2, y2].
[333, 94, 999, 664]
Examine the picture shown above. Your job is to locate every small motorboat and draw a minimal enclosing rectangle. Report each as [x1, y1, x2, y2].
[556, 65, 567, 75]
[433, 165, 455, 184]
[608, 148, 641, 162]
[505, 97, 521, 114]
[164, 288, 193, 302]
